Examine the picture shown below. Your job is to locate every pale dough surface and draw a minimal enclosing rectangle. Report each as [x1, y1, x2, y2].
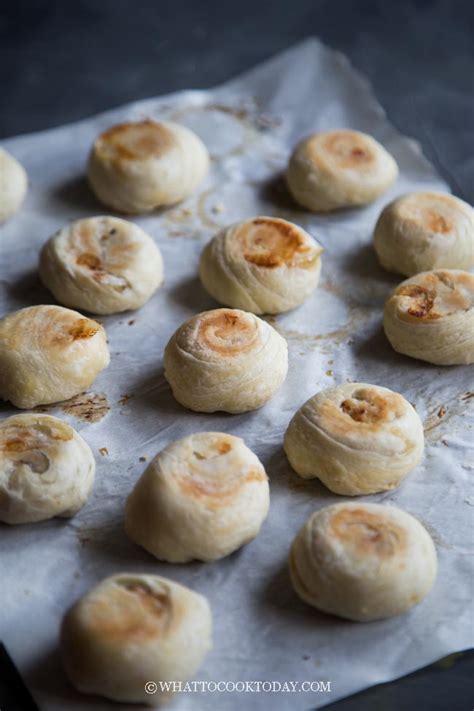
[374, 192, 474, 276]
[87, 119, 209, 213]
[289, 502, 437, 621]
[384, 269, 474, 365]
[125, 432, 270, 562]
[40, 215, 164, 314]
[0, 305, 110, 408]
[164, 308, 288, 413]
[199, 216, 322, 314]
[284, 383, 424, 495]
[286, 130, 398, 212]
[60, 573, 212, 705]
[0, 413, 95, 524]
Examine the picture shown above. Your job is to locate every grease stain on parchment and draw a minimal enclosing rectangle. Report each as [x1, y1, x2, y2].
[169, 101, 282, 160]
[76, 520, 122, 548]
[61, 392, 109, 423]
[423, 391, 474, 439]
[263, 280, 373, 353]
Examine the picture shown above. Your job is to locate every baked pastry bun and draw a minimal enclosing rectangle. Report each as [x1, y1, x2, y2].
[384, 269, 474, 365]
[0, 414, 95, 524]
[164, 308, 288, 413]
[125, 432, 269, 562]
[286, 129, 398, 212]
[60, 573, 212, 705]
[284, 383, 424, 495]
[0, 147, 27, 223]
[87, 119, 209, 213]
[0, 305, 110, 408]
[374, 192, 474, 276]
[199, 216, 323, 314]
[39, 216, 164, 314]
[289, 502, 437, 621]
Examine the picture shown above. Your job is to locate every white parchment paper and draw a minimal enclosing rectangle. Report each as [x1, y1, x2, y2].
[1, 39, 473, 711]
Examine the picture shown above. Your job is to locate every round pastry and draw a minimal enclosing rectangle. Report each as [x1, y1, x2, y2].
[0, 305, 110, 408]
[286, 129, 398, 212]
[0, 147, 28, 223]
[39, 216, 164, 315]
[0, 414, 95, 524]
[199, 216, 323, 314]
[289, 502, 437, 621]
[163, 308, 288, 413]
[125, 432, 269, 562]
[284, 383, 424, 495]
[60, 573, 212, 704]
[87, 119, 209, 213]
[374, 192, 474, 276]
[383, 269, 474, 365]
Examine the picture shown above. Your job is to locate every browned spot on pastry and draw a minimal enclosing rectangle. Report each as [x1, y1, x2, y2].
[237, 218, 317, 269]
[330, 388, 404, 434]
[86, 580, 172, 641]
[217, 440, 232, 455]
[396, 271, 474, 318]
[198, 310, 258, 355]
[192, 438, 231, 460]
[245, 253, 282, 267]
[178, 475, 239, 501]
[341, 397, 383, 423]
[397, 284, 438, 319]
[2, 438, 30, 453]
[121, 581, 170, 617]
[0, 425, 57, 473]
[96, 119, 174, 161]
[0, 419, 73, 456]
[320, 131, 374, 169]
[330, 508, 406, 558]
[77, 253, 102, 269]
[350, 147, 368, 161]
[69, 318, 100, 339]
[61, 392, 109, 423]
[424, 210, 451, 233]
[71, 222, 135, 289]
[400, 193, 459, 233]
[245, 467, 267, 483]
[190, 437, 233, 464]
[178, 451, 266, 501]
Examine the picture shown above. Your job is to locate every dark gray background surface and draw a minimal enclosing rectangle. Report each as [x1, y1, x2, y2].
[0, 1, 472, 709]
[1, 0, 473, 201]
